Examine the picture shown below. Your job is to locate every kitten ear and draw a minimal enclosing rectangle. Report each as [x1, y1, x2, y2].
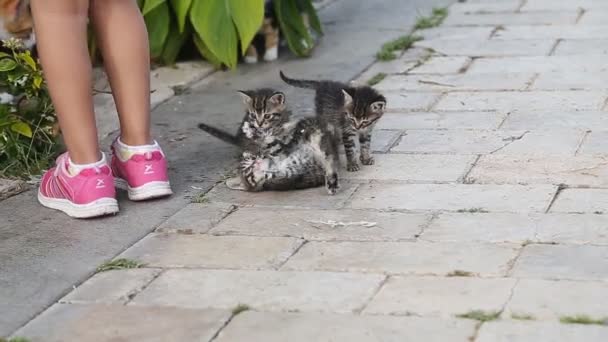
[268, 92, 285, 106]
[341, 89, 354, 106]
[237, 91, 253, 105]
[370, 101, 386, 113]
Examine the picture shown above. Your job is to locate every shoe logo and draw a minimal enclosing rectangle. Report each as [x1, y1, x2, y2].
[96, 179, 105, 189]
[144, 164, 154, 175]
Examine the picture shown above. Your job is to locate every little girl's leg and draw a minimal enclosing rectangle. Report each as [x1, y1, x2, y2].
[90, 0, 151, 146]
[30, 0, 99, 164]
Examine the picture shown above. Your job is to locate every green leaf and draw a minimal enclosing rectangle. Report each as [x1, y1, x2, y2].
[33, 75, 43, 89]
[144, 2, 171, 59]
[274, 0, 313, 57]
[20, 52, 37, 70]
[142, 0, 165, 15]
[169, 0, 193, 33]
[0, 52, 11, 58]
[299, 0, 323, 34]
[0, 58, 17, 72]
[160, 21, 190, 65]
[10, 121, 32, 138]
[228, 0, 264, 55]
[190, 0, 238, 68]
[193, 34, 223, 68]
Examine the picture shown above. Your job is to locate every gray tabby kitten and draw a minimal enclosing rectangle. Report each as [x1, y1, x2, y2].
[198, 89, 325, 191]
[280, 71, 387, 193]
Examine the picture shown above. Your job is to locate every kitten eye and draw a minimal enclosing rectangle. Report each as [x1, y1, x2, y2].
[264, 114, 272, 120]
[248, 112, 256, 118]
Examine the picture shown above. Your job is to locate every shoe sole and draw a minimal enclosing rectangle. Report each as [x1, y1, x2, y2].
[114, 178, 173, 201]
[38, 192, 119, 219]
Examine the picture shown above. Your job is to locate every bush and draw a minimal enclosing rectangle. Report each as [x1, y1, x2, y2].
[0, 38, 58, 179]
[90, 0, 323, 68]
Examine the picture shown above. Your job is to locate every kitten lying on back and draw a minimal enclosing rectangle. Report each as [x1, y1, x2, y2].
[280, 71, 387, 194]
[198, 89, 325, 192]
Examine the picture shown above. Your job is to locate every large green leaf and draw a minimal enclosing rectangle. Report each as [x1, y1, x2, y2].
[228, 0, 264, 55]
[10, 121, 32, 138]
[142, 0, 166, 15]
[190, 0, 238, 68]
[299, 0, 323, 34]
[193, 34, 223, 68]
[0, 58, 17, 72]
[144, 2, 171, 59]
[161, 21, 191, 65]
[274, 0, 313, 57]
[170, 0, 193, 33]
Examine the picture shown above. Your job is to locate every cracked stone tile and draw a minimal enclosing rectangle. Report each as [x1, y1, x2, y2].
[371, 129, 401, 152]
[501, 111, 608, 130]
[442, 12, 578, 26]
[550, 188, 608, 213]
[375, 73, 532, 92]
[468, 55, 608, 74]
[418, 27, 494, 41]
[495, 25, 608, 40]
[522, 0, 608, 11]
[384, 91, 442, 112]
[376, 111, 505, 130]
[415, 39, 554, 57]
[478, 321, 608, 342]
[408, 56, 472, 74]
[155, 203, 235, 234]
[577, 131, 608, 155]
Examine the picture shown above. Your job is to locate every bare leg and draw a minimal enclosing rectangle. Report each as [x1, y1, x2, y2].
[30, 0, 99, 164]
[90, 0, 151, 146]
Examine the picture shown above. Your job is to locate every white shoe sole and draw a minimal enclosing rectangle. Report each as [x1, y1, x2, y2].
[115, 178, 173, 201]
[38, 192, 119, 219]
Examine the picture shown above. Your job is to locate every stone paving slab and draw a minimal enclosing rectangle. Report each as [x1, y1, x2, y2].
[415, 39, 555, 57]
[210, 207, 429, 241]
[14, 304, 230, 342]
[391, 129, 528, 154]
[501, 110, 608, 130]
[353, 48, 428, 82]
[477, 321, 608, 342]
[282, 241, 520, 276]
[550, 188, 608, 213]
[579, 10, 608, 25]
[408, 56, 472, 74]
[555, 39, 608, 56]
[468, 155, 608, 187]
[215, 311, 477, 342]
[364, 276, 516, 317]
[442, 11, 578, 26]
[435, 91, 607, 111]
[504, 278, 608, 320]
[534, 71, 608, 90]
[340, 154, 475, 182]
[577, 131, 608, 155]
[423, 212, 608, 245]
[468, 55, 608, 73]
[449, 1, 520, 13]
[375, 73, 533, 91]
[511, 244, 608, 281]
[384, 91, 442, 111]
[522, 0, 608, 11]
[130, 269, 384, 313]
[349, 183, 557, 212]
[371, 129, 402, 152]
[492, 130, 584, 156]
[119, 234, 303, 269]
[155, 203, 235, 234]
[59, 269, 161, 305]
[495, 25, 608, 40]
[376, 111, 505, 130]
[204, 181, 361, 209]
[417, 27, 494, 41]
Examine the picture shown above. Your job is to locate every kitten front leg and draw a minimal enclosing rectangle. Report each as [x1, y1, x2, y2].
[359, 131, 374, 165]
[343, 132, 360, 171]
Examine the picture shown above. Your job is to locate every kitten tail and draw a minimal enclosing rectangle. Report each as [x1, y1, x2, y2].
[279, 71, 319, 89]
[198, 123, 240, 146]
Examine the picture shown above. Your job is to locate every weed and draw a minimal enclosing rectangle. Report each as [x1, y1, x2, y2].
[0, 338, 31, 342]
[96, 258, 143, 273]
[456, 208, 489, 213]
[191, 193, 209, 204]
[232, 304, 251, 316]
[457, 310, 500, 322]
[415, 7, 449, 30]
[367, 73, 387, 86]
[560, 315, 608, 325]
[511, 313, 535, 321]
[447, 270, 474, 277]
[376, 35, 423, 61]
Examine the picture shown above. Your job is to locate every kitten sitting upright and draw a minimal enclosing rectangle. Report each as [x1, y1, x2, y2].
[280, 71, 387, 194]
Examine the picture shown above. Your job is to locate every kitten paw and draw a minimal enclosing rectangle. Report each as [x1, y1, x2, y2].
[244, 55, 258, 64]
[263, 46, 278, 62]
[326, 174, 339, 195]
[360, 156, 375, 165]
[347, 163, 361, 172]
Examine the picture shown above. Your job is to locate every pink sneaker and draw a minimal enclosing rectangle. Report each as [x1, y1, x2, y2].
[111, 140, 172, 201]
[38, 153, 119, 218]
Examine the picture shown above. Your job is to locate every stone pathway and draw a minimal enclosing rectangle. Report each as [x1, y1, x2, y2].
[10, 0, 608, 340]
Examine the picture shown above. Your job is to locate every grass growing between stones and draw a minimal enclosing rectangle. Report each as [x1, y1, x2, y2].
[0, 338, 31, 342]
[232, 304, 251, 316]
[456, 208, 489, 213]
[367, 73, 387, 86]
[457, 310, 500, 322]
[447, 270, 474, 277]
[415, 7, 448, 30]
[96, 258, 143, 273]
[191, 193, 209, 204]
[376, 35, 423, 61]
[560, 315, 608, 326]
[511, 313, 535, 321]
